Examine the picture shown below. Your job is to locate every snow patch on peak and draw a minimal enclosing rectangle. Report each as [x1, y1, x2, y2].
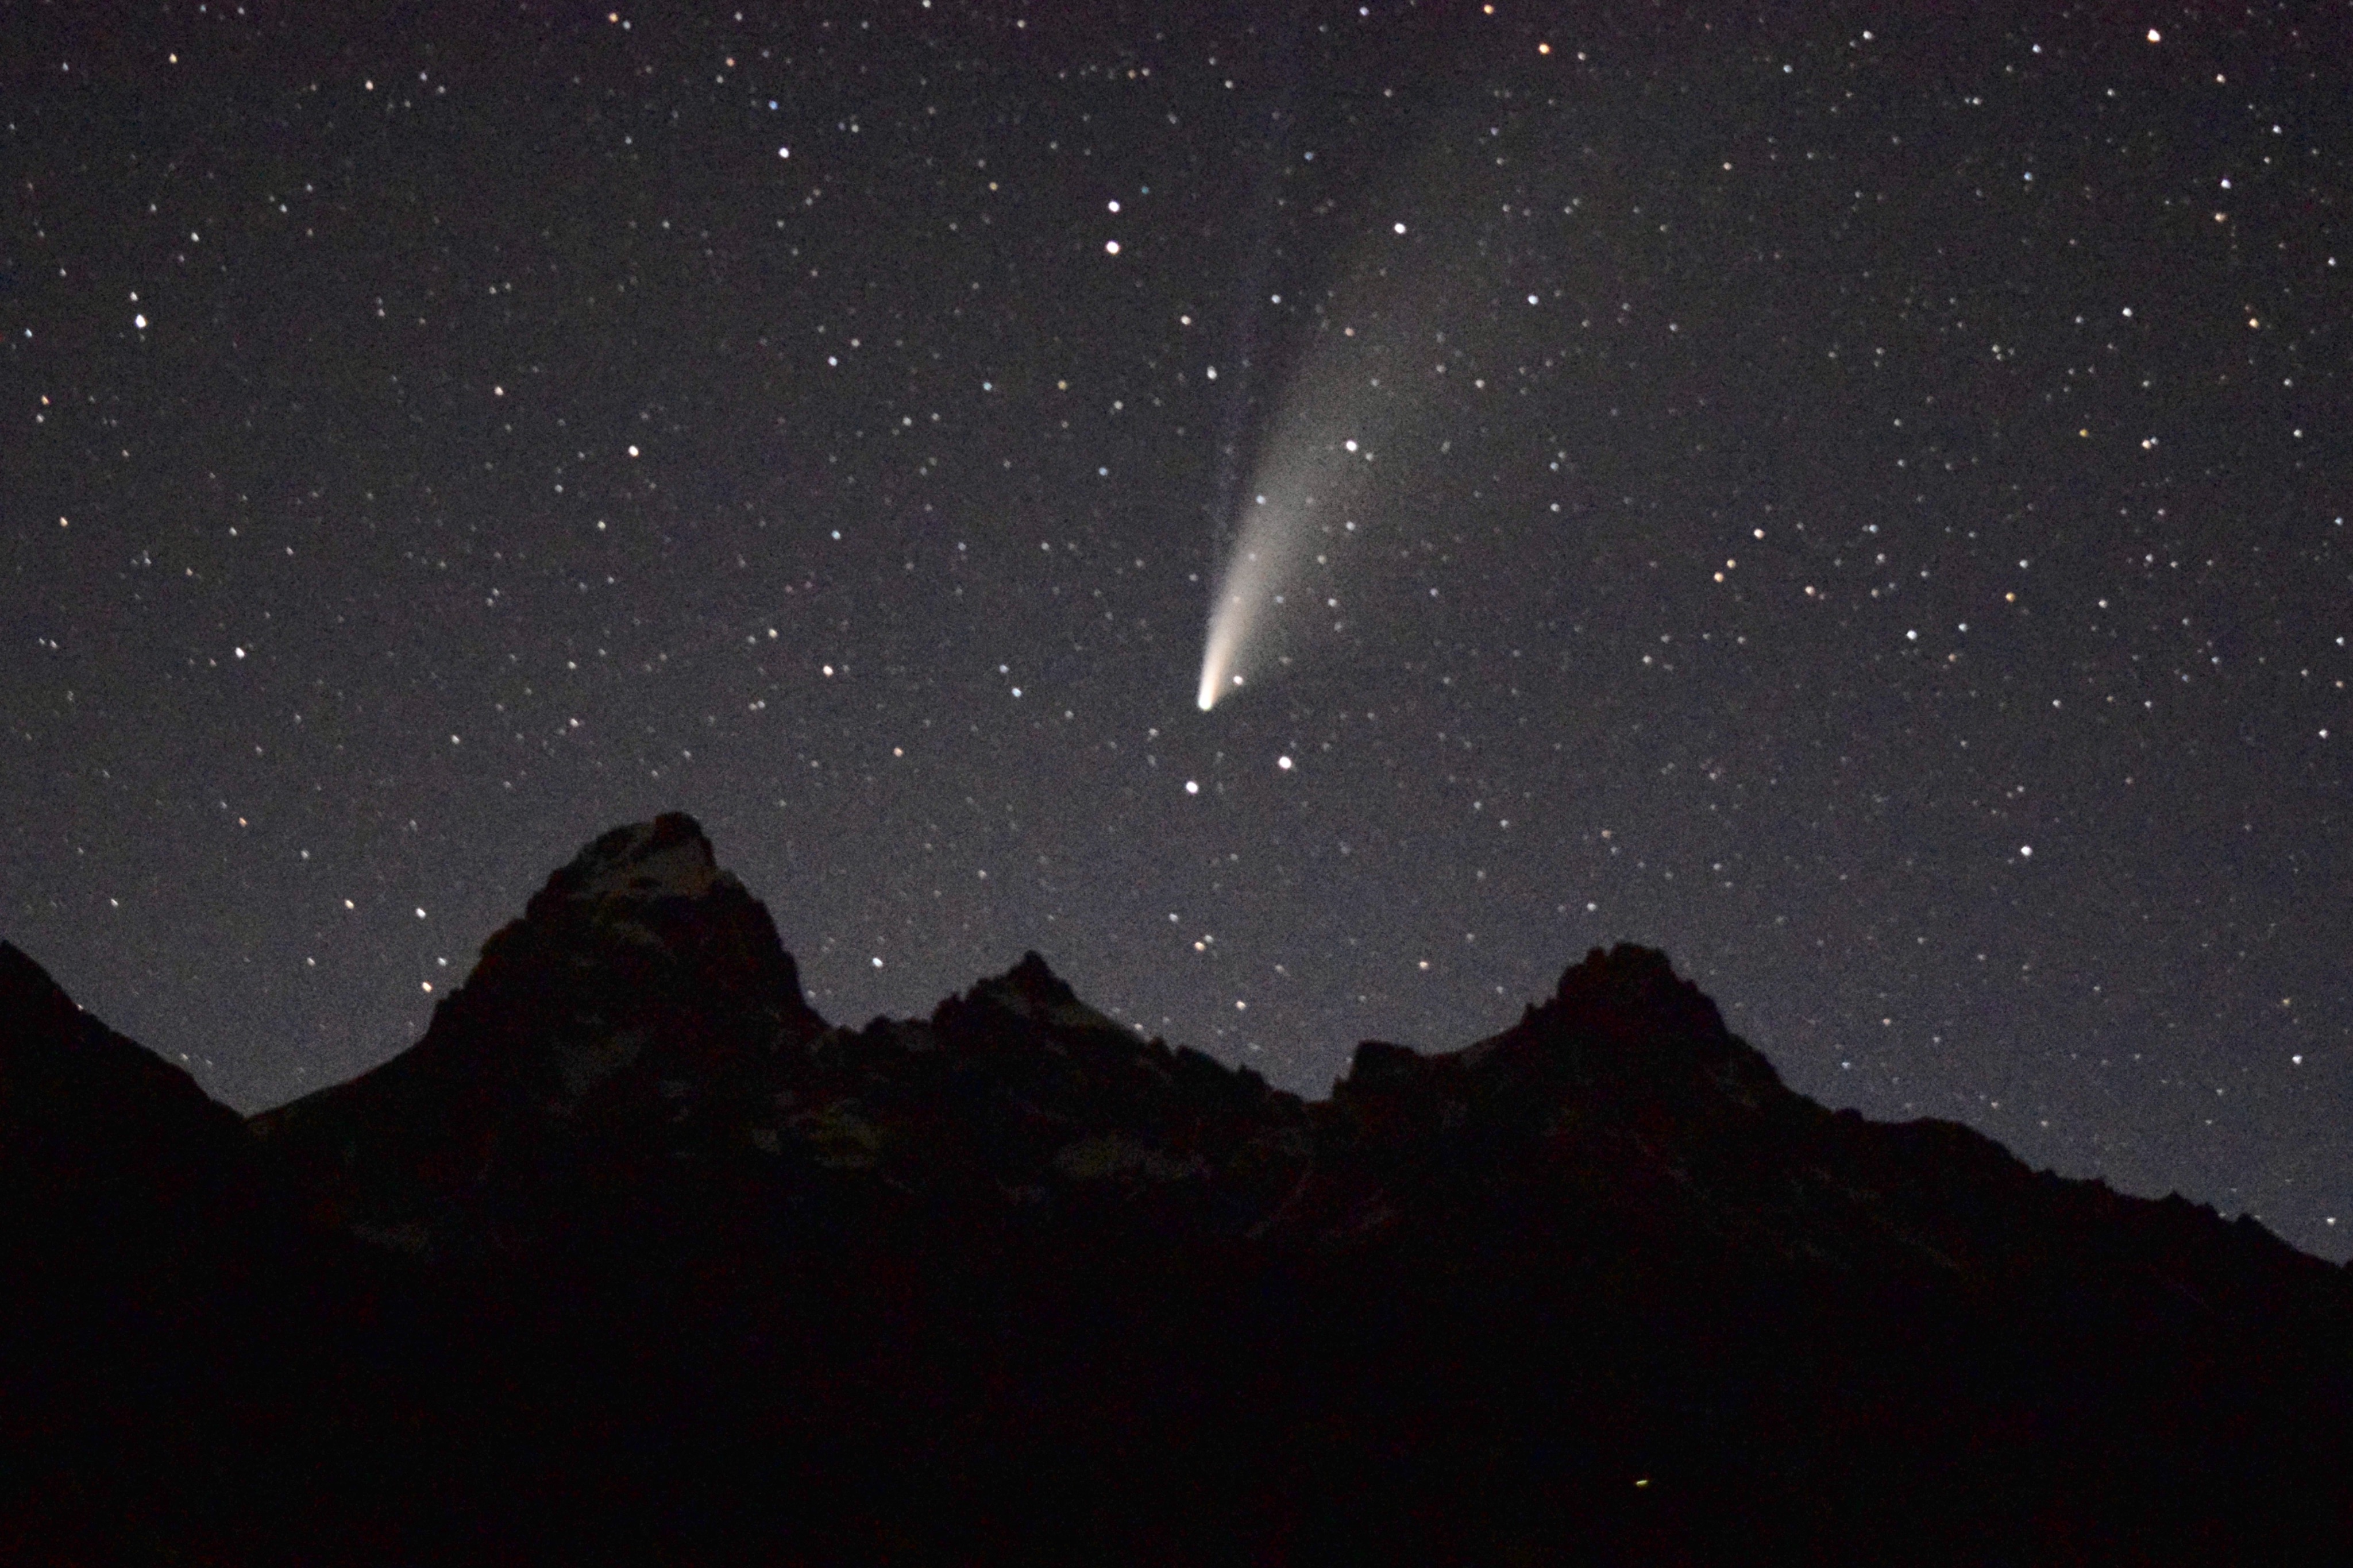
[558, 814, 724, 904]
[577, 835, 719, 902]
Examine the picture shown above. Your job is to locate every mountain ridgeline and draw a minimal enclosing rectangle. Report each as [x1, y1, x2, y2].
[4, 814, 2349, 1563]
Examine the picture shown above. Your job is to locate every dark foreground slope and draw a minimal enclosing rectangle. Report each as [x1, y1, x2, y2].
[6, 814, 2351, 1563]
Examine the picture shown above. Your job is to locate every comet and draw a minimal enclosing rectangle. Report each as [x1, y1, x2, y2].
[1195, 423, 1383, 711]
[1194, 137, 1498, 712]
[1193, 285, 1405, 713]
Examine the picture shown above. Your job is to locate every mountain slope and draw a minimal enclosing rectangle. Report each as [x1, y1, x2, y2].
[0, 943, 327, 1562]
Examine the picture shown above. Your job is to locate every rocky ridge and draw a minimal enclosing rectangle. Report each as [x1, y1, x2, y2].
[5, 813, 2350, 1564]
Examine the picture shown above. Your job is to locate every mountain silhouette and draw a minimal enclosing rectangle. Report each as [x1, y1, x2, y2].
[5, 814, 2350, 1563]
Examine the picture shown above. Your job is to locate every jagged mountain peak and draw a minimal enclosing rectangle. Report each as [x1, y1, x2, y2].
[527, 811, 728, 914]
[287, 814, 823, 1098]
[1537, 943, 1785, 1095]
[1549, 941, 1725, 1031]
[1340, 944, 1780, 1109]
[954, 949, 1135, 1040]
[500, 813, 809, 1016]
[249, 817, 827, 1250]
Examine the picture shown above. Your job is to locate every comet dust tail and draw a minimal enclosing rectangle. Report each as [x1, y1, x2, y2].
[1194, 462, 1361, 710]
[1198, 482, 1322, 712]
[1193, 159, 1469, 711]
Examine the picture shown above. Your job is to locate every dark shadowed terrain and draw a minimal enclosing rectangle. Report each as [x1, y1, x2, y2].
[5, 814, 2350, 1563]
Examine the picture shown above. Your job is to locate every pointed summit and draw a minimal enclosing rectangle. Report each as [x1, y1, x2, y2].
[529, 812, 729, 912]
[1338, 944, 1780, 1107]
[503, 813, 816, 1024]
[958, 949, 1132, 1038]
[1551, 943, 1724, 1030]
[1522, 943, 1784, 1098]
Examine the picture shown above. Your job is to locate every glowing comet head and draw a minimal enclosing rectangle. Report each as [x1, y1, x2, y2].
[1195, 607, 1249, 710]
[1195, 661, 1244, 712]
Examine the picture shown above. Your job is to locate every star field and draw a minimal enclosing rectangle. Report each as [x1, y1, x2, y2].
[5, 1, 2351, 1257]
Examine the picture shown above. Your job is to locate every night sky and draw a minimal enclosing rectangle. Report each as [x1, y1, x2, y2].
[7, 1, 2351, 1257]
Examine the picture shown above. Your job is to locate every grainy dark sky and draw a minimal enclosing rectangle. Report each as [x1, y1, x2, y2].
[6, 0, 2350, 1256]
